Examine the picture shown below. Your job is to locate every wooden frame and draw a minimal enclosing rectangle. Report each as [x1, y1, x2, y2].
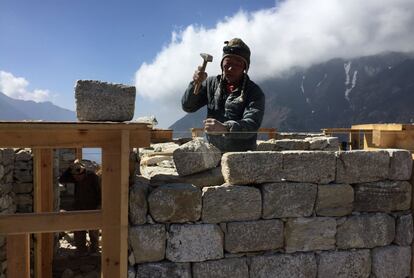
[0, 122, 151, 278]
[191, 127, 277, 140]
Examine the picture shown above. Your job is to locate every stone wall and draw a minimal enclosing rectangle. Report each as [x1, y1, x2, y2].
[128, 149, 413, 278]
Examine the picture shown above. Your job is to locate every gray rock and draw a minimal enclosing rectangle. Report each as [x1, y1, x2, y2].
[387, 149, 413, 180]
[0, 183, 12, 195]
[75, 80, 136, 121]
[12, 183, 33, 194]
[136, 262, 191, 278]
[148, 183, 201, 223]
[14, 169, 32, 183]
[166, 224, 223, 262]
[128, 266, 136, 278]
[262, 182, 317, 218]
[281, 151, 336, 184]
[129, 224, 166, 263]
[336, 150, 390, 183]
[257, 139, 310, 151]
[304, 136, 334, 150]
[173, 139, 221, 176]
[221, 152, 283, 185]
[354, 181, 411, 212]
[250, 253, 317, 278]
[15, 150, 32, 161]
[0, 165, 4, 181]
[316, 184, 353, 216]
[14, 194, 32, 207]
[285, 217, 336, 252]
[394, 214, 413, 246]
[317, 249, 371, 278]
[129, 180, 148, 225]
[372, 245, 411, 278]
[336, 214, 395, 249]
[150, 167, 224, 188]
[224, 220, 283, 253]
[1, 149, 15, 165]
[202, 185, 261, 223]
[193, 258, 248, 278]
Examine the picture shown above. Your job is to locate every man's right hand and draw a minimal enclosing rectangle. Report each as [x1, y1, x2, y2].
[193, 66, 208, 83]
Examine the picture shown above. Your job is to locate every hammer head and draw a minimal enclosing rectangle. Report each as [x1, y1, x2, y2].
[200, 53, 213, 62]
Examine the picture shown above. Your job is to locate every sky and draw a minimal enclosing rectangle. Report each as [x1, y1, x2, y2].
[1, 0, 414, 129]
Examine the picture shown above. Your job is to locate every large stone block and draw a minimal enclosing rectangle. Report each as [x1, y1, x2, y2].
[173, 139, 221, 176]
[394, 214, 413, 246]
[372, 246, 411, 278]
[224, 220, 283, 253]
[285, 217, 336, 252]
[262, 182, 317, 218]
[150, 167, 224, 188]
[193, 258, 248, 278]
[75, 80, 135, 121]
[148, 183, 201, 223]
[281, 151, 336, 184]
[336, 150, 390, 183]
[136, 262, 191, 278]
[250, 253, 317, 278]
[387, 149, 413, 180]
[317, 249, 371, 278]
[316, 184, 353, 216]
[257, 139, 310, 151]
[221, 152, 283, 185]
[354, 181, 411, 212]
[336, 213, 395, 249]
[202, 185, 261, 223]
[129, 180, 148, 225]
[166, 224, 223, 262]
[306, 136, 339, 151]
[129, 224, 166, 263]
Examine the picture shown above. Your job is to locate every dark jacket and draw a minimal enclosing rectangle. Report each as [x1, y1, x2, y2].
[182, 75, 265, 152]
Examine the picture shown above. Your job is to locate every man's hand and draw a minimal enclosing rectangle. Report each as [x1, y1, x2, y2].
[204, 118, 228, 134]
[193, 66, 208, 84]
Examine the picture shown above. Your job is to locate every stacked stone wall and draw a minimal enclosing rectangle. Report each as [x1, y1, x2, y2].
[128, 149, 413, 278]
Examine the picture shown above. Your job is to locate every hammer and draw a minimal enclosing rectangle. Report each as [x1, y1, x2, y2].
[193, 53, 213, 95]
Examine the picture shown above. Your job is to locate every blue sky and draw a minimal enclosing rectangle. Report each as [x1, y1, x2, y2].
[1, 0, 414, 128]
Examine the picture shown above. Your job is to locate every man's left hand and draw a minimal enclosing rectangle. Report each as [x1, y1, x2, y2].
[204, 118, 228, 134]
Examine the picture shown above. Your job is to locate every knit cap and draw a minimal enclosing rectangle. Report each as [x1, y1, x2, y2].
[221, 38, 251, 72]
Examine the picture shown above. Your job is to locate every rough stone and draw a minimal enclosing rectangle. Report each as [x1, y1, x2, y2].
[129, 224, 166, 263]
[336, 150, 390, 183]
[281, 151, 336, 184]
[173, 139, 221, 176]
[316, 184, 353, 216]
[75, 80, 135, 121]
[202, 185, 261, 223]
[394, 214, 413, 246]
[0, 183, 12, 195]
[13, 169, 32, 183]
[317, 249, 371, 278]
[262, 182, 317, 218]
[136, 262, 191, 278]
[354, 181, 411, 212]
[256, 139, 310, 151]
[166, 224, 223, 262]
[372, 245, 411, 278]
[0, 166, 4, 181]
[148, 183, 201, 223]
[285, 217, 336, 252]
[387, 149, 413, 180]
[0, 194, 15, 210]
[129, 180, 148, 225]
[250, 253, 317, 278]
[1, 149, 15, 165]
[221, 152, 283, 185]
[12, 183, 33, 194]
[127, 266, 136, 278]
[15, 150, 32, 161]
[193, 258, 248, 278]
[336, 213, 395, 249]
[224, 220, 283, 253]
[305, 136, 338, 150]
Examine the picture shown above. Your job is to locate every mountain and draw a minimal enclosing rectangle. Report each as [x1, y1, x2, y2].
[170, 52, 414, 133]
[0, 92, 76, 121]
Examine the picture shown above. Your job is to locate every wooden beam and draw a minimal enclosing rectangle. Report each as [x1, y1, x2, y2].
[0, 211, 102, 234]
[151, 129, 173, 143]
[101, 130, 129, 277]
[7, 234, 30, 278]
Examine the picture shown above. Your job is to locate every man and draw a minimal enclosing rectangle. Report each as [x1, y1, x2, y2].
[59, 159, 101, 254]
[182, 38, 265, 152]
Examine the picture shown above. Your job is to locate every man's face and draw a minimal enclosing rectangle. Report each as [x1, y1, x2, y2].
[222, 56, 245, 85]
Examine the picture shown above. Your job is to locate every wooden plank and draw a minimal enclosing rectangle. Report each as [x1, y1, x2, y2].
[0, 211, 102, 234]
[151, 129, 173, 143]
[33, 148, 54, 278]
[352, 123, 405, 131]
[101, 130, 129, 277]
[7, 234, 30, 278]
[0, 121, 150, 130]
[349, 131, 361, 150]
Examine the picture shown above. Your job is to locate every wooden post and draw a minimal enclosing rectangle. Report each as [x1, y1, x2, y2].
[101, 130, 129, 277]
[6, 234, 30, 278]
[33, 148, 54, 278]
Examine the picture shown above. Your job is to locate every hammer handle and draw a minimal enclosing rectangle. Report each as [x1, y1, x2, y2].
[193, 60, 208, 95]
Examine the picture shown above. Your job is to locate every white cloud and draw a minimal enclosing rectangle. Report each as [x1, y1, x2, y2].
[0, 71, 50, 102]
[135, 0, 414, 127]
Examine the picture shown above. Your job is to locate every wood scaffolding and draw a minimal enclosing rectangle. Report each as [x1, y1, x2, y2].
[0, 121, 152, 278]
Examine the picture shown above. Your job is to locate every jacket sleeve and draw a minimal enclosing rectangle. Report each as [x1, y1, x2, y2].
[58, 168, 75, 184]
[224, 87, 265, 139]
[181, 80, 209, 113]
